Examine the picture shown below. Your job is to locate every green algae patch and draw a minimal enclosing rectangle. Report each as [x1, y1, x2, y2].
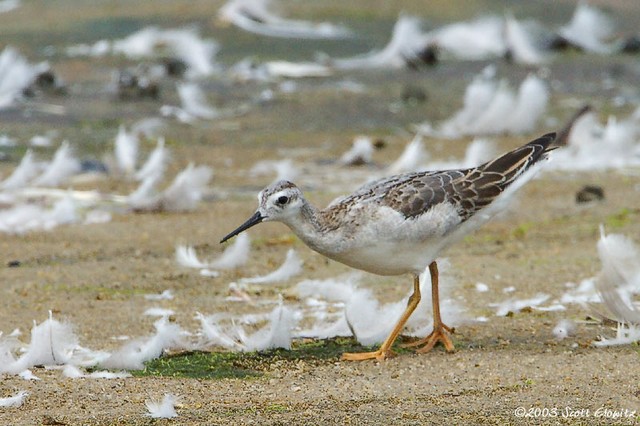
[132, 337, 406, 379]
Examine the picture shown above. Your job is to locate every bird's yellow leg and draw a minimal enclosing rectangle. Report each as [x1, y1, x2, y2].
[402, 261, 455, 353]
[342, 275, 421, 361]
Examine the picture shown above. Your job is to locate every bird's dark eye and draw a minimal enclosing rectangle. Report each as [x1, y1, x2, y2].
[276, 195, 289, 205]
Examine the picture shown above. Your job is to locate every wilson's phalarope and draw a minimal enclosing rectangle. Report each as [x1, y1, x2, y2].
[221, 133, 556, 360]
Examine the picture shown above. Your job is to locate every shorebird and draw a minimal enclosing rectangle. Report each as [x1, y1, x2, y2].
[221, 133, 556, 360]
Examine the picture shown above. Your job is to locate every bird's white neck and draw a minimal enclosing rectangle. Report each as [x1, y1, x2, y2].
[280, 201, 335, 253]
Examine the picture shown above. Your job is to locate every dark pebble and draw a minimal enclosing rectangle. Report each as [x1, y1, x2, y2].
[576, 185, 605, 203]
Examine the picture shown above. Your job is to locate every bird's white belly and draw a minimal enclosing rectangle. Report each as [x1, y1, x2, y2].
[322, 240, 443, 276]
[295, 203, 464, 276]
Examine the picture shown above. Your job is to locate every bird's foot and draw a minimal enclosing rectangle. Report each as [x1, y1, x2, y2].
[341, 348, 395, 361]
[402, 323, 455, 353]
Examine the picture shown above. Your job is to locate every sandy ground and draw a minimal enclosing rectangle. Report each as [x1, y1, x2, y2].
[2, 1, 640, 425]
[2, 170, 639, 425]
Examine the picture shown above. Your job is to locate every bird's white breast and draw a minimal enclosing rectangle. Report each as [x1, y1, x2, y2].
[298, 202, 463, 276]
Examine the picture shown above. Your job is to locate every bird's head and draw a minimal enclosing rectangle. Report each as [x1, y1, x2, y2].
[220, 180, 304, 243]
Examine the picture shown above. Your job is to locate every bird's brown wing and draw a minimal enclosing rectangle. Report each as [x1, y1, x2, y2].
[381, 133, 557, 220]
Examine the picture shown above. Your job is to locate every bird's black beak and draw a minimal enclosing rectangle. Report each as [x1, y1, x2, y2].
[220, 211, 264, 243]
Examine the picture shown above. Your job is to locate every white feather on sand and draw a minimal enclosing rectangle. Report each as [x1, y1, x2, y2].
[100, 317, 188, 370]
[0, 195, 80, 234]
[296, 274, 361, 303]
[465, 81, 516, 135]
[114, 125, 139, 176]
[330, 15, 428, 70]
[158, 28, 219, 77]
[195, 299, 295, 352]
[591, 228, 640, 347]
[294, 267, 464, 346]
[144, 290, 174, 301]
[0, 312, 79, 375]
[176, 82, 218, 120]
[596, 228, 640, 312]
[161, 82, 219, 123]
[144, 308, 175, 317]
[18, 369, 40, 381]
[505, 74, 550, 135]
[67, 39, 111, 57]
[135, 137, 168, 182]
[550, 110, 640, 171]
[112, 27, 219, 78]
[386, 134, 427, 174]
[593, 323, 640, 347]
[558, 2, 619, 54]
[42, 196, 78, 229]
[175, 245, 209, 269]
[492, 293, 551, 317]
[425, 15, 505, 60]
[128, 164, 212, 212]
[230, 58, 331, 81]
[475, 283, 489, 293]
[145, 393, 179, 418]
[343, 287, 411, 345]
[0, 46, 49, 109]
[344, 266, 464, 345]
[240, 249, 302, 284]
[559, 278, 600, 305]
[0, 133, 16, 147]
[62, 364, 131, 379]
[238, 299, 294, 351]
[504, 14, 548, 65]
[264, 61, 332, 78]
[176, 234, 251, 269]
[30, 132, 56, 147]
[126, 172, 161, 210]
[32, 142, 81, 187]
[226, 282, 253, 303]
[218, 0, 351, 40]
[0, 391, 28, 408]
[159, 164, 213, 212]
[553, 319, 576, 340]
[420, 67, 497, 138]
[63, 364, 93, 378]
[339, 136, 374, 166]
[21, 313, 78, 367]
[194, 312, 243, 350]
[210, 232, 251, 269]
[296, 315, 351, 340]
[418, 72, 549, 138]
[0, 333, 21, 371]
[67, 345, 111, 368]
[0, 204, 38, 234]
[0, 149, 43, 190]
